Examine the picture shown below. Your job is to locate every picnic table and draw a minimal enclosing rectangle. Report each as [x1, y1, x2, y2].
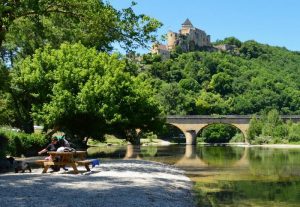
[37, 151, 92, 174]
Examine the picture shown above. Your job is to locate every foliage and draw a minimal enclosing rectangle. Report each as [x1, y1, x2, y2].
[247, 109, 298, 144]
[287, 122, 300, 143]
[0, 127, 47, 157]
[0, 62, 8, 90]
[195, 91, 231, 115]
[200, 124, 238, 143]
[139, 131, 158, 144]
[215, 36, 242, 47]
[1, 0, 162, 59]
[230, 133, 245, 143]
[247, 115, 263, 142]
[141, 38, 300, 118]
[0, 63, 14, 125]
[1, 0, 161, 133]
[11, 43, 163, 143]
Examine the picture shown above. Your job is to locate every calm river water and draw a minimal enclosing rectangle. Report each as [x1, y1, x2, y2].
[87, 145, 300, 207]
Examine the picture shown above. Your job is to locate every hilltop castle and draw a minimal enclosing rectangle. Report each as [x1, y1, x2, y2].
[152, 19, 211, 58]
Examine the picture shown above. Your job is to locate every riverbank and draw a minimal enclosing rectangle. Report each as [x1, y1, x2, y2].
[198, 142, 300, 148]
[0, 160, 194, 207]
[251, 144, 300, 148]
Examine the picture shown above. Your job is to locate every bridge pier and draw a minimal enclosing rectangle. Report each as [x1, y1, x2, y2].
[184, 145, 197, 158]
[184, 130, 197, 145]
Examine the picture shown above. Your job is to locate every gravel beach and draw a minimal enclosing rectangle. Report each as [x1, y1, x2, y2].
[0, 160, 195, 207]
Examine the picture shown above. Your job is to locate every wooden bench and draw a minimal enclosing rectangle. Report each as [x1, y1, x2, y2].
[36, 151, 89, 174]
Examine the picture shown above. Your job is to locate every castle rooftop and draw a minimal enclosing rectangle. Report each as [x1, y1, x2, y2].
[182, 18, 193, 27]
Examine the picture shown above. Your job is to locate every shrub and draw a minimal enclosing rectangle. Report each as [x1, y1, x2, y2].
[201, 124, 237, 143]
[251, 135, 273, 145]
[247, 115, 262, 141]
[230, 133, 245, 143]
[0, 127, 48, 157]
[288, 123, 300, 143]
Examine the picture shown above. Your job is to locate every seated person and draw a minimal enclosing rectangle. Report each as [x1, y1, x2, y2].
[38, 137, 61, 171]
[38, 137, 59, 155]
[57, 135, 71, 148]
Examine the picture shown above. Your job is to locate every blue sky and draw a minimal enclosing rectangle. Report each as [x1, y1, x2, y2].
[110, 0, 300, 52]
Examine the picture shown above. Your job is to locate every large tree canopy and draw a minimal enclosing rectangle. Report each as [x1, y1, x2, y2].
[1, 0, 161, 62]
[1, 0, 162, 133]
[11, 43, 163, 143]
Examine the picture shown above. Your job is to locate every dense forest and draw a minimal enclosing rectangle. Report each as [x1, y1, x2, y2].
[140, 38, 300, 116]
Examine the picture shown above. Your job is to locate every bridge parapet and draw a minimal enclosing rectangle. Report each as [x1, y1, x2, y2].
[167, 115, 300, 124]
[166, 115, 300, 145]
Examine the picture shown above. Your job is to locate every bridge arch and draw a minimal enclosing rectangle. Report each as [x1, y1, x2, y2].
[168, 122, 248, 144]
[197, 123, 247, 143]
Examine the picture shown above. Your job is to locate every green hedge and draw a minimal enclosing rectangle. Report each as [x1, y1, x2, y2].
[0, 127, 48, 157]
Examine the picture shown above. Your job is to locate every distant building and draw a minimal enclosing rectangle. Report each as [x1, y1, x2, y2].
[214, 44, 236, 52]
[151, 19, 211, 58]
[167, 18, 211, 51]
[151, 43, 170, 59]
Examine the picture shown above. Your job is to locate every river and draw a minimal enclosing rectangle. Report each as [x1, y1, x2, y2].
[87, 145, 300, 207]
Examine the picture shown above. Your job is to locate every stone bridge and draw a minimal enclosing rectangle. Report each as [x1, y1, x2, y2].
[166, 115, 300, 145]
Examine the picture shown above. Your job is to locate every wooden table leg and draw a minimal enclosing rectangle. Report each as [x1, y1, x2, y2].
[84, 164, 91, 172]
[42, 165, 49, 173]
[71, 163, 79, 174]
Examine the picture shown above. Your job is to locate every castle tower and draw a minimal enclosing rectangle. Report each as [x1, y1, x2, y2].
[182, 18, 194, 29]
[180, 18, 194, 35]
[167, 31, 178, 50]
[150, 18, 212, 57]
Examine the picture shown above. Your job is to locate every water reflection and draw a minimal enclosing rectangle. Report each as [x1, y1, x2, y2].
[88, 145, 300, 207]
[197, 146, 246, 167]
[124, 145, 141, 159]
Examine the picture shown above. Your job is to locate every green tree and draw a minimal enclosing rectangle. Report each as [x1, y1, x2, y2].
[179, 78, 201, 92]
[3, 0, 162, 133]
[215, 37, 242, 47]
[11, 43, 162, 144]
[287, 122, 300, 143]
[156, 83, 195, 115]
[247, 115, 262, 141]
[239, 40, 268, 59]
[209, 72, 233, 95]
[195, 91, 231, 115]
[261, 109, 288, 139]
[1, 0, 162, 58]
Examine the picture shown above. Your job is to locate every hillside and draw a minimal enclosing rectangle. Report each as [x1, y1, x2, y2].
[140, 38, 300, 115]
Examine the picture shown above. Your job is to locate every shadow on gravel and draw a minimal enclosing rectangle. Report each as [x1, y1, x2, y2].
[0, 160, 195, 207]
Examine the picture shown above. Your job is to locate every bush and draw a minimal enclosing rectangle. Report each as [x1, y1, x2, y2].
[247, 110, 295, 144]
[230, 133, 245, 143]
[0, 127, 48, 157]
[139, 132, 158, 143]
[250, 135, 273, 145]
[201, 124, 238, 143]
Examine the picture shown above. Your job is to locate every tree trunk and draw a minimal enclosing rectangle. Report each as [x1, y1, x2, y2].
[22, 117, 34, 134]
[125, 129, 141, 145]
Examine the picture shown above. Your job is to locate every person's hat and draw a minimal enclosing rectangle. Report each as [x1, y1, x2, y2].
[55, 135, 64, 140]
